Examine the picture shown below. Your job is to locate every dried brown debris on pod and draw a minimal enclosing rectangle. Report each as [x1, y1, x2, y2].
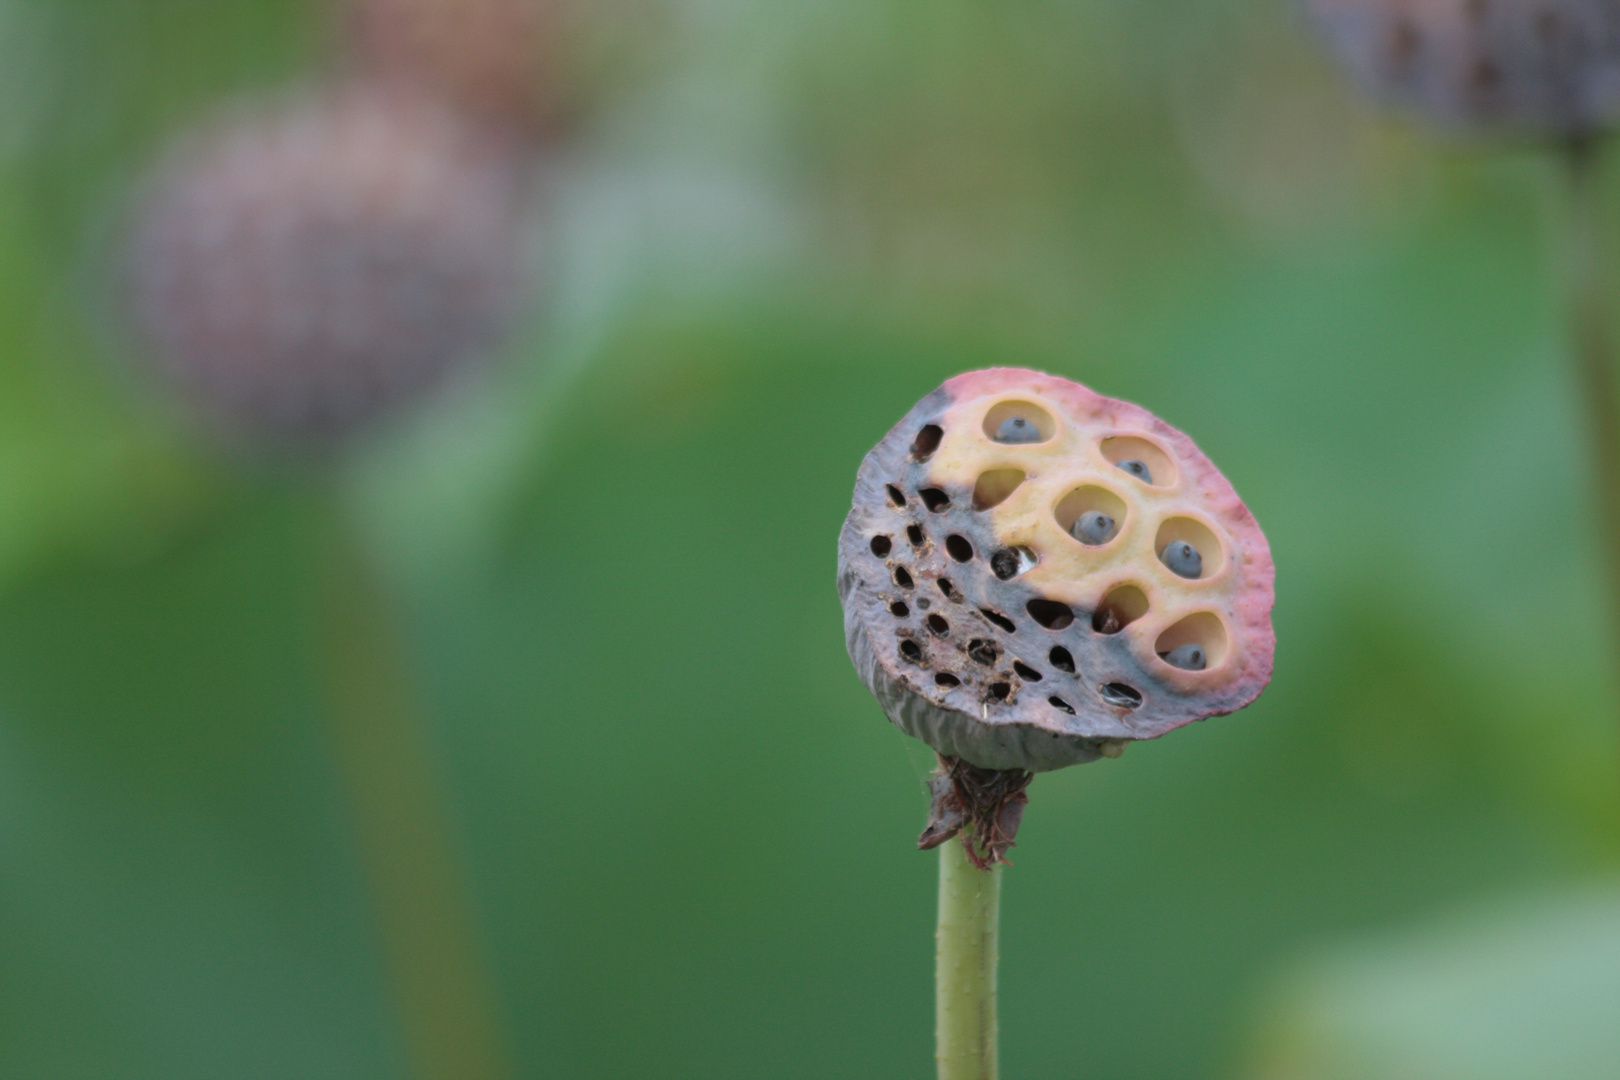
[124, 85, 528, 446]
[837, 369, 1276, 863]
[1309, 0, 1620, 136]
[918, 755, 1033, 869]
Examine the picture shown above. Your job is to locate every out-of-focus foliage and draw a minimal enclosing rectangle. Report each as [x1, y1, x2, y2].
[1249, 882, 1620, 1080]
[2, 1, 1619, 1078]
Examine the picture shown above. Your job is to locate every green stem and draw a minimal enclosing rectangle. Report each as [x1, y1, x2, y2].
[936, 835, 1000, 1080]
[311, 493, 510, 1080]
[1566, 137, 1620, 688]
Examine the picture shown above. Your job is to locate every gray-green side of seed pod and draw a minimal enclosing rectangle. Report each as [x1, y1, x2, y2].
[838, 553, 1106, 771]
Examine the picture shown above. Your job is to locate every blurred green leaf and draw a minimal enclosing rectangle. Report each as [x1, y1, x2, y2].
[1246, 883, 1620, 1080]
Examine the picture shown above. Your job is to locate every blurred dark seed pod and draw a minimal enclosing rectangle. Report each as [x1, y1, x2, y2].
[1308, 0, 1620, 136]
[343, 0, 575, 139]
[124, 85, 528, 446]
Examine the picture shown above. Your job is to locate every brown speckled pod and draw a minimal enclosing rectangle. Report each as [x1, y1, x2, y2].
[1309, 0, 1620, 136]
[344, 0, 573, 138]
[838, 369, 1276, 773]
[124, 85, 526, 445]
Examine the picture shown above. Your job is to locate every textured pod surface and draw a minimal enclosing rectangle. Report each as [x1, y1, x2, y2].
[837, 368, 1275, 772]
[125, 86, 526, 444]
[1309, 0, 1620, 135]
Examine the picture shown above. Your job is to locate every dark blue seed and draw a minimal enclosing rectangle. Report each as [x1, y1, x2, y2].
[1070, 510, 1118, 545]
[993, 416, 1041, 443]
[1161, 540, 1202, 579]
[1160, 644, 1206, 670]
[1115, 459, 1152, 483]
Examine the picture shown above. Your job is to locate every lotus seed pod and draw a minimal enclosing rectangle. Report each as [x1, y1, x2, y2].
[1308, 0, 1620, 136]
[344, 0, 572, 137]
[838, 368, 1275, 773]
[125, 86, 526, 444]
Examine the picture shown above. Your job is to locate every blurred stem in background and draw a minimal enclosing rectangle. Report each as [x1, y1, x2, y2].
[312, 489, 510, 1080]
[937, 836, 999, 1080]
[1565, 137, 1620, 723]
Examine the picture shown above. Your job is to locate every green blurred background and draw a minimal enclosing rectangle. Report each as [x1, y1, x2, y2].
[4, 1, 1620, 1077]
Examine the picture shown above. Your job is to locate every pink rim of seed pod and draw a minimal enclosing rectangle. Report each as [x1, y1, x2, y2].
[124, 84, 527, 445]
[838, 368, 1276, 774]
[1308, 0, 1620, 136]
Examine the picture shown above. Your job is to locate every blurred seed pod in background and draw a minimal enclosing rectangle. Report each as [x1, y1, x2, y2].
[123, 85, 529, 448]
[1169, 2, 1440, 251]
[1308, 0, 1620, 137]
[342, 0, 576, 139]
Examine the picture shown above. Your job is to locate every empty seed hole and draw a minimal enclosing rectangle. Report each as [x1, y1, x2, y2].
[893, 567, 914, 589]
[919, 488, 950, 512]
[870, 535, 892, 557]
[967, 639, 1000, 666]
[945, 535, 974, 562]
[980, 608, 1017, 633]
[910, 424, 943, 461]
[1013, 661, 1043, 682]
[989, 682, 1011, 700]
[1092, 584, 1148, 634]
[1048, 646, 1075, 673]
[1154, 517, 1222, 581]
[972, 469, 1025, 510]
[926, 614, 950, 636]
[899, 639, 924, 664]
[982, 400, 1056, 443]
[1026, 598, 1075, 630]
[935, 673, 961, 688]
[1098, 683, 1143, 709]
[990, 546, 1036, 580]
[886, 484, 906, 507]
[1100, 436, 1175, 487]
[1055, 486, 1128, 545]
[907, 524, 925, 546]
[938, 578, 960, 600]
[1155, 611, 1230, 668]
[1048, 696, 1075, 715]
[889, 601, 910, 617]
